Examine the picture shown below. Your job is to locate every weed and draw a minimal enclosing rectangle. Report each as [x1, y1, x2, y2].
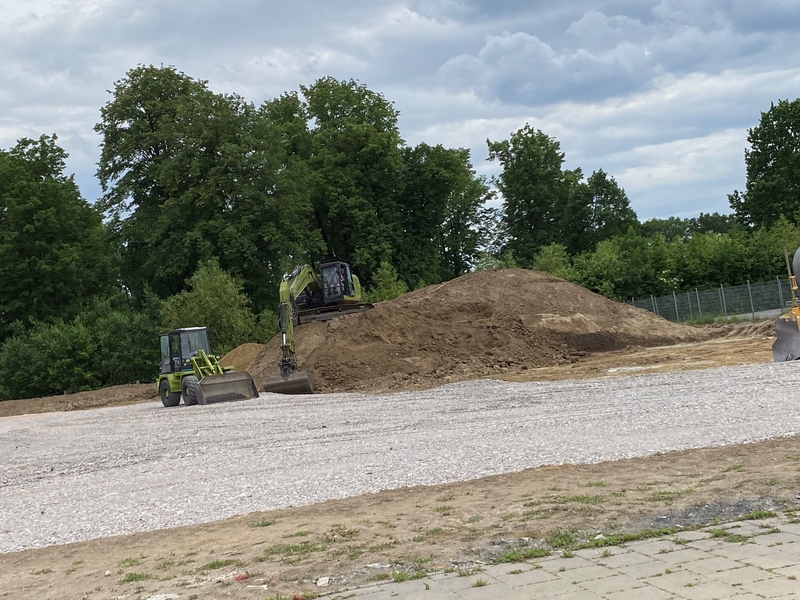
[368, 541, 398, 552]
[581, 527, 680, 548]
[546, 530, 578, 549]
[564, 495, 604, 505]
[646, 489, 694, 502]
[155, 561, 174, 570]
[285, 530, 311, 538]
[741, 510, 776, 520]
[436, 495, 455, 502]
[457, 566, 482, 577]
[672, 538, 689, 545]
[466, 515, 482, 523]
[250, 519, 277, 528]
[507, 569, 524, 575]
[72, 560, 83, 565]
[368, 573, 391, 581]
[435, 505, 453, 514]
[585, 481, 609, 487]
[119, 558, 141, 568]
[600, 549, 613, 557]
[413, 527, 445, 542]
[260, 541, 329, 562]
[723, 463, 745, 472]
[119, 572, 151, 584]
[32, 568, 52, 575]
[65, 567, 77, 575]
[710, 529, 751, 543]
[472, 578, 488, 587]
[493, 547, 550, 564]
[199, 559, 240, 570]
[561, 550, 575, 558]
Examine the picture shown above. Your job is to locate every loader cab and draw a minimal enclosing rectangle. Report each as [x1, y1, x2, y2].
[320, 261, 354, 304]
[159, 327, 211, 374]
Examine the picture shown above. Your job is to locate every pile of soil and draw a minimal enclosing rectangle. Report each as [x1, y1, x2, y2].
[219, 342, 263, 372]
[248, 269, 714, 393]
[0, 384, 156, 418]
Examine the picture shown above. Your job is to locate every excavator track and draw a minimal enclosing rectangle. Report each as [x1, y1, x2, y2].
[297, 303, 374, 324]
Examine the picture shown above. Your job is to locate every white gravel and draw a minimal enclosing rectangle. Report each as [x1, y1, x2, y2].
[2, 361, 800, 554]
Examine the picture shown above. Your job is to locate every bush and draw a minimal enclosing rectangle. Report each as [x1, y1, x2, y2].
[364, 261, 408, 302]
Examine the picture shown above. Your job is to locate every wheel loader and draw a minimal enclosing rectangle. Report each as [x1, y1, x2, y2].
[773, 247, 800, 362]
[158, 326, 259, 407]
[263, 261, 372, 394]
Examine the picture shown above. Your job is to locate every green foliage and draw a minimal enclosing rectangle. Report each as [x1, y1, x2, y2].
[474, 250, 518, 271]
[363, 261, 409, 303]
[730, 98, 800, 227]
[0, 135, 115, 342]
[0, 296, 160, 401]
[96, 65, 316, 312]
[531, 244, 573, 280]
[161, 259, 267, 354]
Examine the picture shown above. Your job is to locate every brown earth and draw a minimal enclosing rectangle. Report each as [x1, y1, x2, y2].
[248, 269, 716, 393]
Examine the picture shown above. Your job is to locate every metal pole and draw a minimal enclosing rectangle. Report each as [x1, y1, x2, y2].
[651, 294, 657, 315]
[778, 276, 784, 308]
[696, 288, 702, 316]
[747, 280, 755, 318]
[673, 290, 680, 322]
[631, 297, 635, 306]
[687, 291, 693, 318]
[721, 284, 728, 319]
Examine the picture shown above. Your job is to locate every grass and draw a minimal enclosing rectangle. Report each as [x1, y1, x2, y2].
[392, 570, 427, 582]
[457, 566, 482, 577]
[199, 559, 240, 570]
[412, 527, 445, 542]
[493, 547, 551, 564]
[545, 530, 578, 549]
[741, 510, 776, 520]
[435, 505, 453, 514]
[368, 573, 391, 581]
[585, 481, 609, 487]
[710, 529, 751, 544]
[257, 541, 329, 563]
[285, 530, 311, 537]
[472, 578, 488, 587]
[564, 495, 604, 505]
[119, 572, 151, 584]
[118, 558, 141, 568]
[250, 519, 277, 527]
[580, 527, 681, 549]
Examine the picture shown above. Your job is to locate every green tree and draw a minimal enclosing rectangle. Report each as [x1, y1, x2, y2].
[487, 125, 573, 266]
[729, 98, 800, 227]
[0, 135, 114, 341]
[363, 261, 408, 302]
[95, 65, 315, 312]
[161, 259, 261, 354]
[531, 243, 573, 280]
[570, 170, 638, 253]
[300, 77, 405, 284]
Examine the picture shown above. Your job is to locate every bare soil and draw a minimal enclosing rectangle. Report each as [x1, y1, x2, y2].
[0, 271, 787, 600]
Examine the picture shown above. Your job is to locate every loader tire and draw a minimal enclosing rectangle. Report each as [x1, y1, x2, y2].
[182, 375, 199, 406]
[159, 379, 181, 408]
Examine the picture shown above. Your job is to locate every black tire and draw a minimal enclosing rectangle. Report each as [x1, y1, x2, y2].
[159, 379, 181, 408]
[182, 375, 199, 406]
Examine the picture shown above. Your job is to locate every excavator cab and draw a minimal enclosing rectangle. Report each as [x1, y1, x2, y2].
[320, 261, 353, 303]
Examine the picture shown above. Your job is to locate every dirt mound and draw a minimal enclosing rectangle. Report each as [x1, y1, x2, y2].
[220, 342, 265, 372]
[0, 384, 157, 418]
[247, 269, 713, 393]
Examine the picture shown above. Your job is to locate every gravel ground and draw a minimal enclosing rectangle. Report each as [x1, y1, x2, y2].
[2, 361, 800, 554]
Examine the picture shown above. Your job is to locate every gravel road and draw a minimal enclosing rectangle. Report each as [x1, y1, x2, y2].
[2, 362, 800, 554]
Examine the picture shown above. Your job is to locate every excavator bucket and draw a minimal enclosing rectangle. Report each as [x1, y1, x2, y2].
[773, 315, 800, 362]
[263, 371, 314, 395]
[196, 371, 260, 404]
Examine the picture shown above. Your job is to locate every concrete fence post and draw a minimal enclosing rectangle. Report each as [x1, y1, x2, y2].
[778, 276, 784, 308]
[720, 284, 728, 319]
[696, 288, 702, 316]
[687, 291, 693, 318]
[747, 280, 755, 318]
[673, 290, 680, 322]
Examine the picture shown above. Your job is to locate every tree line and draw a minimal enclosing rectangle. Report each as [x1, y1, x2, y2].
[1, 65, 798, 399]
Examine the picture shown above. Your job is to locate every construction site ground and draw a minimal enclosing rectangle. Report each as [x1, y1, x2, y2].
[0, 270, 791, 599]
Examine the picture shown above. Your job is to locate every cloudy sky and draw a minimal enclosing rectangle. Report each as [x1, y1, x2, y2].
[1, 0, 799, 220]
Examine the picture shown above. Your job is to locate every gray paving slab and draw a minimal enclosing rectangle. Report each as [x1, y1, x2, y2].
[317, 513, 800, 600]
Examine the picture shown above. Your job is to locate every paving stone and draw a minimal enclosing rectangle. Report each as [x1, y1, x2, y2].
[627, 539, 682, 556]
[774, 564, 800, 579]
[602, 585, 676, 600]
[689, 538, 730, 552]
[644, 569, 707, 593]
[492, 566, 557, 587]
[683, 555, 745, 575]
[709, 542, 772, 560]
[520, 576, 580, 597]
[738, 576, 800, 597]
[614, 559, 673, 579]
[538, 556, 596, 573]
[752, 532, 800, 546]
[710, 565, 777, 585]
[666, 530, 711, 541]
[670, 580, 743, 600]
[596, 551, 655, 569]
[537, 591, 605, 600]
[654, 548, 712, 566]
[432, 573, 493, 592]
[553, 564, 619, 583]
[740, 551, 796, 570]
[577, 573, 643, 595]
[777, 522, 800, 536]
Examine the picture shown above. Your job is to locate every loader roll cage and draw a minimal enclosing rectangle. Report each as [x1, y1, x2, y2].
[160, 327, 211, 374]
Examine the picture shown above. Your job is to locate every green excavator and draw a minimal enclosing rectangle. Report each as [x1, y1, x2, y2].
[263, 261, 372, 394]
[158, 326, 259, 407]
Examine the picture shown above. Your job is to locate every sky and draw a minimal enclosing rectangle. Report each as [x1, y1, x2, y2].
[1, 0, 799, 220]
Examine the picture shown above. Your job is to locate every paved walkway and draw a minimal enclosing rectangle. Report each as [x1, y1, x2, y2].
[318, 515, 800, 599]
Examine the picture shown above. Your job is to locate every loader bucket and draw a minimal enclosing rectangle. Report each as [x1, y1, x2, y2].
[196, 371, 260, 405]
[263, 371, 314, 395]
[773, 315, 800, 362]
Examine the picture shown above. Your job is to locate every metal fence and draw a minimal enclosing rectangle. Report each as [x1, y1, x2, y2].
[629, 278, 793, 323]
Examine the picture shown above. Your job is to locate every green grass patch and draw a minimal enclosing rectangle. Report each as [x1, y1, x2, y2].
[493, 547, 551, 564]
[259, 541, 329, 562]
[250, 519, 277, 527]
[199, 559, 240, 570]
[545, 530, 578, 549]
[119, 572, 151, 584]
[413, 527, 445, 542]
[118, 558, 141, 568]
[580, 527, 680, 549]
[435, 505, 453, 514]
[285, 530, 311, 538]
[564, 495, 604, 505]
[742, 510, 776, 520]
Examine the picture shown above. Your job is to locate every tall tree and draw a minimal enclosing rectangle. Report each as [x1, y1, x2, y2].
[729, 98, 800, 227]
[487, 125, 573, 266]
[95, 65, 314, 311]
[0, 135, 114, 341]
